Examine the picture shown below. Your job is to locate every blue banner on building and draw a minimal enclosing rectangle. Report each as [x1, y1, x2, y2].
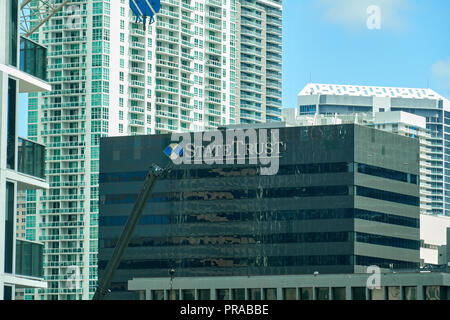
[129, 0, 161, 25]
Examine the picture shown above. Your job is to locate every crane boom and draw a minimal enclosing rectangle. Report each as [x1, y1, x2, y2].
[93, 163, 171, 300]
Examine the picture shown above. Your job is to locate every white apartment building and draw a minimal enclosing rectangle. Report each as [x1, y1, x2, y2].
[1, 0, 51, 300]
[297, 83, 450, 217]
[420, 214, 450, 266]
[24, 0, 282, 300]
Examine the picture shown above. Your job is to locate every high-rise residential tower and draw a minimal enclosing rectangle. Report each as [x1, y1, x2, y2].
[1, 0, 50, 300]
[26, 0, 282, 300]
[237, 0, 283, 124]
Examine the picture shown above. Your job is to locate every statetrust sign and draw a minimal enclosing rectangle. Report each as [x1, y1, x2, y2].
[164, 128, 283, 176]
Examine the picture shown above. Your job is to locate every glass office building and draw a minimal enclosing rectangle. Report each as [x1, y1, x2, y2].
[298, 83, 450, 216]
[99, 124, 421, 299]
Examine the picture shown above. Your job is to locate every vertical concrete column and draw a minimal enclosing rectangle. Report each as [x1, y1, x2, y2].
[276, 287, 282, 300]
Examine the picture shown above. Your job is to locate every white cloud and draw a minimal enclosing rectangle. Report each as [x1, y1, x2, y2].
[432, 58, 450, 87]
[317, 0, 412, 31]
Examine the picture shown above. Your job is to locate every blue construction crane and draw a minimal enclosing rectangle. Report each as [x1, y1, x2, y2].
[129, 0, 160, 29]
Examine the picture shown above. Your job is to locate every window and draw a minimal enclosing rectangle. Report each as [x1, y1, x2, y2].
[351, 287, 366, 300]
[369, 288, 384, 300]
[232, 289, 245, 300]
[216, 289, 229, 300]
[299, 288, 313, 300]
[3, 286, 13, 300]
[9, 0, 18, 66]
[387, 286, 401, 300]
[403, 286, 417, 300]
[247, 288, 261, 300]
[357, 163, 417, 185]
[263, 288, 277, 300]
[182, 289, 195, 300]
[152, 290, 164, 300]
[355, 232, 420, 250]
[167, 289, 179, 300]
[332, 287, 346, 300]
[424, 286, 447, 300]
[4, 182, 15, 274]
[356, 186, 419, 207]
[282, 288, 296, 300]
[198, 289, 210, 300]
[315, 287, 329, 300]
[7, 79, 16, 170]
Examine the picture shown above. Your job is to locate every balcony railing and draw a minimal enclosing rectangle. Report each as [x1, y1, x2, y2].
[20, 36, 47, 81]
[18, 137, 45, 180]
[15, 239, 44, 279]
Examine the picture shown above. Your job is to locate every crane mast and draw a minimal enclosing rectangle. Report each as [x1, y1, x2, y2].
[93, 163, 171, 300]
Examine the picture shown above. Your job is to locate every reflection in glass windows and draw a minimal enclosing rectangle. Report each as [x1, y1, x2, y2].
[357, 163, 418, 184]
[403, 286, 417, 300]
[315, 287, 329, 300]
[100, 208, 419, 228]
[351, 287, 366, 300]
[104, 231, 353, 249]
[152, 290, 164, 300]
[15, 239, 43, 278]
[4, 182, 14, 274]
[424, 286, 447, 300]
[198, 289, 211, 300]
[369, 288, 384, 300]
[282, 288, 296, 300]
[7, 79, 16, 170]
[356, 186, 419, 206]
[101, 162, 416, 185]
[98, 255, 354, 272]
[332, 287, 346, 300]
[104, 185, 351, 204]
[168, 289, 179, 300]
[247, 288, 261, 300]
[355, 256, 419, 269]
[104, 185, 419, 207]
[300, 287, 313, 300]
[232, 289, 245, 300]
[182, 289, 195, 300]
[355, 232, 420, 250]
[387, 286, 401, 300]
[9, 0, 18, 66]
[264, 288, 277, 300]
[216, 289, 229, 300]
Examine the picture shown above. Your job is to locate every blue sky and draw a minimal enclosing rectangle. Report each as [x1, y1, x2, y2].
[282, 0, 450, 108]
[18, 0, 450, 137]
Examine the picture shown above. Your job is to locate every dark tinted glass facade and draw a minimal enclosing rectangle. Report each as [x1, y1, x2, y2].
[9, 0, 18, 67]
[15, 239, 44, 278]
[20, 36, 47, 81]
[99, 124, 420, 299]
[7, 78, 16, 170]
[4, 182, 14, 274]
[17, 137, 45, 179]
